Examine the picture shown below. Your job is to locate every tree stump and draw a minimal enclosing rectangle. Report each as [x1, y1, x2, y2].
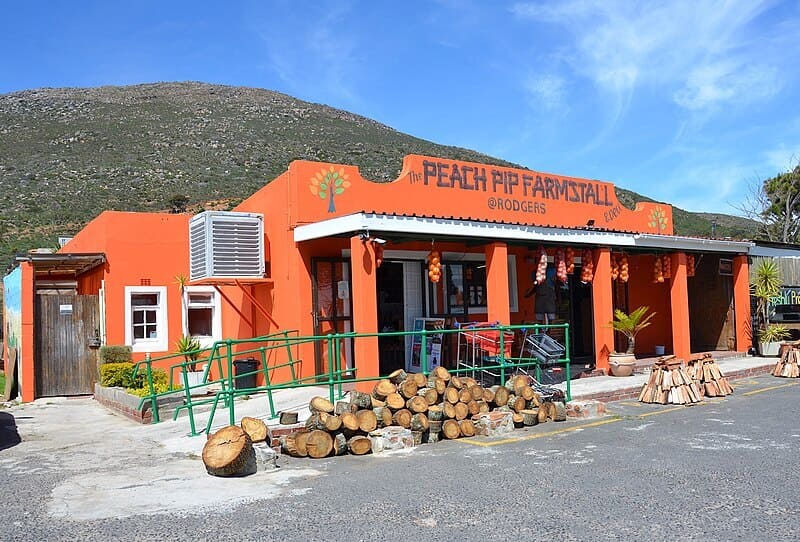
[520, 409, 539, 426]
[356, 409, 378, 433]
[203, 426, 256, 477]
[454, 402, 469, 421]
[398, 379, 419, 399]
[406, 395, 429, 414]
[385, 392, 406, 410]
[393, 408, 413, 428]
[433, 366, 451, 381]
[372, 379, 397, 400]
[458, 419, 476, 437]
[349, 390, 373, 410]
[348, 435, 372, 455]
[410, 412, 430, 432]
[279, 411, 299, 425]
[442, 419, 461, 439]
[309, 396, 335, 414]
[388, 368, 408, 384]
[240, 416, 270, 443]
[305, 430, 334, 459]
[552, 402, 567, 422]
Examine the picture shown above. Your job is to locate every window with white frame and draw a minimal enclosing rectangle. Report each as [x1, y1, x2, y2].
[183, 286, 221, 347]
[125, 286, 168, 352]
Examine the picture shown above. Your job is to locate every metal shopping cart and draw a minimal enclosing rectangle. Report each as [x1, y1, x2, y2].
[517, 327, 567, 388]
[454, 321, 514, 386]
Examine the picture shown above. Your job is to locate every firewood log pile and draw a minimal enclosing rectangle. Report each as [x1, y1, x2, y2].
[686, 354, 733, 397]
[638, 356, 703, 405]
[772, 346, 800, 378]
[280, 368, 567, 458]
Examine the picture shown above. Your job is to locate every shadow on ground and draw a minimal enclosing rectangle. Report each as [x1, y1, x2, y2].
[0, 411, 21, 451]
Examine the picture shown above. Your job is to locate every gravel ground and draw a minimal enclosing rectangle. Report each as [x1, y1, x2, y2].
[1, 376, 798, 541]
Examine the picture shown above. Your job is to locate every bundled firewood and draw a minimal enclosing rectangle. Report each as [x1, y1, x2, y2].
[772, 346, 800, 378]
[280, 367, 567, 458]
[638, 356, 703, 405]
[686, 354, 733, 396]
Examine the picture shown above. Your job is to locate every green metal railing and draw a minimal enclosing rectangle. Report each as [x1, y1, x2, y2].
[131, 322, 572, 437]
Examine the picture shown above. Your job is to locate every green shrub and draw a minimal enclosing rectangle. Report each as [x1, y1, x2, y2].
[99, 345, 133, 364]
[100, 362, 136, 387]
[125, 369, 180, 396]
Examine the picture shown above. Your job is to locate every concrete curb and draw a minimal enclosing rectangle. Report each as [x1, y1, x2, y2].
[570, 362, 776, 404]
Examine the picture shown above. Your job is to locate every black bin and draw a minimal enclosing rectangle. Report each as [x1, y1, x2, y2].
[233, 358, 259, 390]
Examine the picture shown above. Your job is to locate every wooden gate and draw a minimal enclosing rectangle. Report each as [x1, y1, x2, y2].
[35, 294, 100, 397]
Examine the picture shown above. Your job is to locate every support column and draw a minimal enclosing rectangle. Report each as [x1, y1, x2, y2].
[732, 254, 751, 352]
[670, 252, 691, 360]
[485, 242, 510, 325]
[592, 248, 614, 373]
[20, 261, 35, 402]
[350, 235, 379, 390]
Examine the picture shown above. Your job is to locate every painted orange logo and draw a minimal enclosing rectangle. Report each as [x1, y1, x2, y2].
[309, 166, 351, 213]
[648, 206, 668, 233]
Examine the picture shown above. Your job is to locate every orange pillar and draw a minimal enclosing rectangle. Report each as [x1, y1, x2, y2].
[20, 262, 35, 402]
[670, 252, 691, 360]
[592, 248, 614, 373]
[349, 235, 379, 390]
[485, 242, 510, 325]
[732, 254, 751, 352]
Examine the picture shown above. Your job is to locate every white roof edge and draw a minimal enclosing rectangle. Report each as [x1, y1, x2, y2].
[750, 246, 800, 258]
[293, 213, 752, 253]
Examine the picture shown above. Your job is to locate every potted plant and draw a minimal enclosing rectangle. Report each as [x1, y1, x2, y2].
[750, 260, 784, 356]
[176, 335, 206, 394]
[607, 306, 656, 376]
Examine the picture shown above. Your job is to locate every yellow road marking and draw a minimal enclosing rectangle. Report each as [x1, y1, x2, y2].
[618, 401, 643, 407]
[459, 417, 622, 447]
[742, 382, 798, 396]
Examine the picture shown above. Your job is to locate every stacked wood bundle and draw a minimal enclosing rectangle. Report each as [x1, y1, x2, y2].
[638, 356, 703, 405]
[772, 346, 800, 378]
[280, 368, 568, 459]
[686, 354, 733, 396]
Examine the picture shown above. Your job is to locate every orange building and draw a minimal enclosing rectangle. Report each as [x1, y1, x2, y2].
[3, 155, 753, 401]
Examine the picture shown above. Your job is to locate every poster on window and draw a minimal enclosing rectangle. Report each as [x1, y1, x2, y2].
[408, 317, 445, 373]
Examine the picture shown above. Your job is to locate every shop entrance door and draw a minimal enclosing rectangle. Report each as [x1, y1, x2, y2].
[377, 262, 405, 375]
[311, 258, 354, 377]
[567, 274, 595, 364]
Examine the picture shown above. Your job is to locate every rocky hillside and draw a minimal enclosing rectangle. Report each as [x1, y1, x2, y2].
[0, 82, 758, 269]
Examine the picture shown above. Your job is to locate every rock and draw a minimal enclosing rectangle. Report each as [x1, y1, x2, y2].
[253, 442, 279, 471]
[472, 411, 514, 437]
[368, 426, 415, 454]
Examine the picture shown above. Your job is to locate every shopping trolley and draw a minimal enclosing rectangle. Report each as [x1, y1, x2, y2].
[454, 321, 514, 386]
[517, 327, 567, 387]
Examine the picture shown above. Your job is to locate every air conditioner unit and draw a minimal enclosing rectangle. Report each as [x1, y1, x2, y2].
[189, 211, 265, 281]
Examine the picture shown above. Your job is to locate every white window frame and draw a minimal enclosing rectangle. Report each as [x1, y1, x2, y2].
[182, 286, 222, 348]
[124, 286, 168, 353]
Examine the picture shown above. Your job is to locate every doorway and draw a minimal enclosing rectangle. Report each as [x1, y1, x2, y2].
[377, 262, 405, 375]
[311, 258, 354, 376]
[567, 273, 594, 364]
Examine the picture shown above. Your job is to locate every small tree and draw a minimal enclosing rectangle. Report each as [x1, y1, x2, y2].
[609, 306, 656, 354]
[750, 259, 782, 340]
[168, 194, 190, 214]
[176, 335, 201, 372]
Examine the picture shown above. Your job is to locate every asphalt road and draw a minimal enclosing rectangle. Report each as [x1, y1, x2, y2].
[2, 375, 799, 541]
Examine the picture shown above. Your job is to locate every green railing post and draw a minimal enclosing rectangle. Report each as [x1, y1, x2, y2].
[326, 334, 335, 404]
[563, 322, 572, 402]
[260, 346, 278, 419]
[144, 353, 160, 424]
[181, 362, 198, 436]
[226, 339, 235, 426]
[420, 330, 428, 376]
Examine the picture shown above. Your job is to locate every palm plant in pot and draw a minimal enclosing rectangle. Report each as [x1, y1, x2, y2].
[176, 335, 206, 394]
[608, 306, 656, 376]
[751, 259, 786, 356]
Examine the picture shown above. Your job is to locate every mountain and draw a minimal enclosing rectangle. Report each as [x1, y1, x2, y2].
[0, 82, 760, 270]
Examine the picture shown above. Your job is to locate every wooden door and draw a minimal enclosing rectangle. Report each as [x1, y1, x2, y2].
[35, 294, 100, 397]
[311, 259, 354, 377]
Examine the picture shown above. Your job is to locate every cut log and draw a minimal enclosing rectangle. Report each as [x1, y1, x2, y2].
[433, 366, 451, 381]
[459, 388, 473, 403]
[519, 385, 535, 401]
[458, 419, 476, 437]
[281, 429, 310, 457]
[356, 409, 378, 433]
[454, 402, 469, 421]
[398, 379, 419, 399]
[305, 430, 334, 459]
[349, 390, 373, 410]
[552, 402, 567, 422]
[427, 421, 442, 443]
[520, 409, 539, 426]
[393, 408, 413, 428]
[444, 387, 460, 404]
[324, 414, 342, 432]
[348, 435, 372, 455]
[279, 411, 299, 425]
[406, 395, 429, 414]
[467, 400, 480, 416]
[371, 397, 386, 409]
[482, 388, 495, 403]
[240, 416, 270, 443]
[537, 405, 549, 423]
[410, 430, 424, 446]
[372, 379, 397, 400]
[442, 402, 456, 419]
[530, 392, 542, 407]
[470, 385, 484, 401]
[374, 406, 393, 428]
[305, 412, 332, 431]
[309, 396, 335, 414]
[332, 432, 348, 455]
[410, 413, 430, 432]
[418, 387, 439, 405]
[509, 375, 528, 395]
[427, 405, 444, 421]
[491, 385, 509, 407]
[385, 392, 406, 410]
[512, 412, 524, 427]
[340, 412, 360, 435]
[476, 400, 490, 414]
[442, 419, 461, 439]
[412, 372, 428, 388]
[508, 395, 526, 413]
[432, 377, 447, 395]
[334, 401, 357, 415]
[449, 376, 464, 389]
[388, 368, 408, 384]
[203, 425, 255, 476]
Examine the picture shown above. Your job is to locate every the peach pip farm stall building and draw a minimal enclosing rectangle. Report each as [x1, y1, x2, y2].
[3, 155, 753, 401]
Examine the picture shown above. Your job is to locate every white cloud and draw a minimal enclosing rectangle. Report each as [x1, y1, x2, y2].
[674, 62, 781, 110]
[524, 74, 567, 111]
[764, 144, 800, 173]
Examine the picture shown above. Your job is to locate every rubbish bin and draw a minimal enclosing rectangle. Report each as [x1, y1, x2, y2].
[233, 358, 259, 390]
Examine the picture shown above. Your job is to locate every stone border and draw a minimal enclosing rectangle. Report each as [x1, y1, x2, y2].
[93, 383, 184, 424]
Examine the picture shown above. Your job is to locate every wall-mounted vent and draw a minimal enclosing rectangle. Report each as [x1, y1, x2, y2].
[189, 211, 265, 281]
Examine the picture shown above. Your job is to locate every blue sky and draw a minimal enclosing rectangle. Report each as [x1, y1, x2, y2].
[2, 1, 799, 214]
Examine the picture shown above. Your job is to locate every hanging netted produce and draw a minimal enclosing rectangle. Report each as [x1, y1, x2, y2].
[534, 246, 548, 284]
[580, 249, 594, 282]
[653, 256, 664, 283]
[687, 254, 696, 277]
[427, 249, 441, 283]
[374, 242, 384, 268]
[619, 253, 629, 283]
[565, 247, 575, 274]
[610, 253, 620, 281]
[662, 255, 671, 280]
[555, 247, 568, 283]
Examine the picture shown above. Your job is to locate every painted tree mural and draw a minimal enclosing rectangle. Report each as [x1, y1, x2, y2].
[310, 166, 351, 213]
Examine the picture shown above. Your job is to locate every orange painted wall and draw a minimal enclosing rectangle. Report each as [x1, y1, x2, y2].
[625, 254, 673, 354]
[20, 262, 35, 402]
